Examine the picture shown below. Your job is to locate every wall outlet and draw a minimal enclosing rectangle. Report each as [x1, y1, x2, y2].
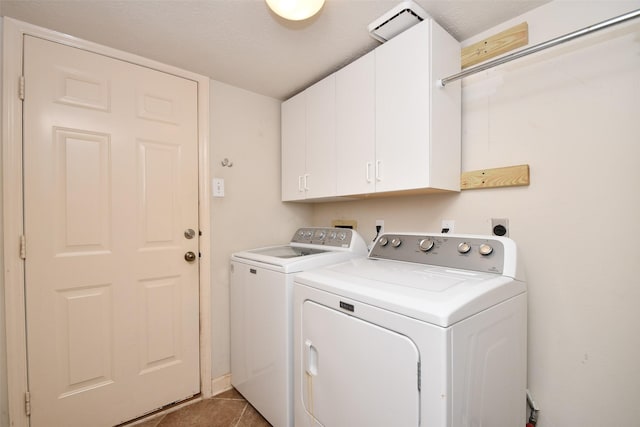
[441, 219, 455, 233]
[491, 218, 509, 237]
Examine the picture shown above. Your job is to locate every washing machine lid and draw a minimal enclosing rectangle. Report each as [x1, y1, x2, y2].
[245, 245, 328, 259]
[232, 245, 368, 273]
[294, 258, 526, 327]
[232, 244, 329, 269]
[231, 227, 369, 273]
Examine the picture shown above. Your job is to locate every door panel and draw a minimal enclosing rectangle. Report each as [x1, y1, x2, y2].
[301, 300, 420, 427]
[54, 128, 111, 254]
[56, 284, 113, 397]
[24, 35, 200, 426]
[139, 140, 180, 244]
[138, 276, 182, 373]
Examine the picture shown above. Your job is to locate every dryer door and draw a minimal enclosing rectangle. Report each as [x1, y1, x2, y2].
[301, 300, 420, 427]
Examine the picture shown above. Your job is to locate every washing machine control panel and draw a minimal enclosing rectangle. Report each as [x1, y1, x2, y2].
[370, 233, 507, 274]
[291, 227, 356, 248]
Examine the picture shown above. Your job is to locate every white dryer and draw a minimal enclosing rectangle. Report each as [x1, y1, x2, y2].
[294, 233, 527, 427]
[230, 227, 368, 427]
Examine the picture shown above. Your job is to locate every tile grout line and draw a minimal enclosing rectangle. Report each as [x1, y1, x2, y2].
[233, 403, 249, 427]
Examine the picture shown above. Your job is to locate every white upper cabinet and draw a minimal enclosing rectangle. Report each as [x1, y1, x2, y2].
[305, 76, 337, 199]
[336, 51, 376, 196]
[375, 19, 461, 194]
[281, 92, 307, 201]
[281, 75, 336, 201]
[282, 17, 460, 202]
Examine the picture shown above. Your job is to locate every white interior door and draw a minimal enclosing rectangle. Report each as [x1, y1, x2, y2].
[23, 35, 200, 426]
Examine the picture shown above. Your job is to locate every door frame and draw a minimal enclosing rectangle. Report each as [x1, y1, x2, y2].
[2, 17, 212, 426]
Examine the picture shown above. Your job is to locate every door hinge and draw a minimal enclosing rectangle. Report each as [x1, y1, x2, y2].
[19, 76, 25, 101]
[25, 391, 31, 416]
[20, 235, 26, 260]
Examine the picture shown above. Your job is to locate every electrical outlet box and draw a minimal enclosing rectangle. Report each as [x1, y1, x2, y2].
[441, 219, 455, 233]
[332, 219, 357, 230]
[491, 218, 509, 237]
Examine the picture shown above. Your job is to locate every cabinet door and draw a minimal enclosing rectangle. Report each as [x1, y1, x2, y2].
[305, 75, 336, 199]
[375, 20, 431, 193]
[282, 92, 307, 201]
[336, 52, 376, 196]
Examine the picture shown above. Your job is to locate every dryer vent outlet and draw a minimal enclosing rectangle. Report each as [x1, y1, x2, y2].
[491, 218, 509, 237]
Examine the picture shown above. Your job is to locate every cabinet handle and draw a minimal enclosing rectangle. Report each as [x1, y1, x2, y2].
[366, 162, 372, 183]
[303, 174, 310, 191]
[375, 160, 382, 182]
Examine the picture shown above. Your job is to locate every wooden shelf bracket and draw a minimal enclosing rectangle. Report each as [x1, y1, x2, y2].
[461, 164, 530, 190]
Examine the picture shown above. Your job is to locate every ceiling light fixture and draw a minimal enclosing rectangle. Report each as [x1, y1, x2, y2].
[266, 0, 325, 21]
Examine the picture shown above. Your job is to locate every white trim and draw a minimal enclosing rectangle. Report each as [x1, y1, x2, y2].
[1, 17, 212, 425]
[210, 374, 233, 396]
[2, 17, 29, 427]
[198, 55, 213, 400]
[123, 396, 204, 426]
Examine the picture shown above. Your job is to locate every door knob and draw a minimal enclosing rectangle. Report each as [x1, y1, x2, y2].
[184, 251, 197, 262]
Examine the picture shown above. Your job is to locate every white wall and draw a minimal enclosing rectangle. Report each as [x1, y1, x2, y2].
[312, 2, 640, 425]
[209, 80, 312, 379]
[0, 16, 9, 427]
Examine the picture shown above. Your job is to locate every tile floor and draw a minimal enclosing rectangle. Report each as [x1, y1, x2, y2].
[133, 388, 271, 427]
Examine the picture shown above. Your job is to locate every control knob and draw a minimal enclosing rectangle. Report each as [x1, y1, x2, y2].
[418, 238, 435, 252]
[457, 242, 471, 254]
[337, 231, 347, 241]
[378, 236, 389, 246]
[391, 237, 402, 248]
[314, 230, 326, 239]
[479, 243, 494, 256]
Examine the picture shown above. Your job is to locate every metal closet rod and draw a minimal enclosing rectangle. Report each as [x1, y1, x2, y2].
[438, 8, 640, 87]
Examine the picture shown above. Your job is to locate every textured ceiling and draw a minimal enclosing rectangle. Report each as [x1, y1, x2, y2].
[0, 0, 550, 99]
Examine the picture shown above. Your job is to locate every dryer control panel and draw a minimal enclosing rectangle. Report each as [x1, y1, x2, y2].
[370, 233, 510, 275]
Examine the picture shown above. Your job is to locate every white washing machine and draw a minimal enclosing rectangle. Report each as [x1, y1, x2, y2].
[230, 227, 368, 427]
[294, 232, 527, 427]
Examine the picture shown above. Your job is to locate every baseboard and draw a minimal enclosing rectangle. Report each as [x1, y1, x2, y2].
[211, 374, 233, 396]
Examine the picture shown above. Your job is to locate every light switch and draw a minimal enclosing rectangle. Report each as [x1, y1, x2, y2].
[212, 178, 225, 197]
